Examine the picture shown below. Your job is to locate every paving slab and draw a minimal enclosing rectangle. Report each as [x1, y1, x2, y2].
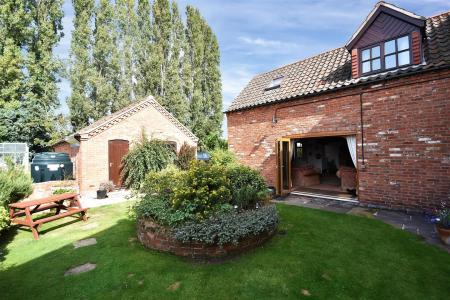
[73, 238, 97, 249]
[64, 263, 96, 276]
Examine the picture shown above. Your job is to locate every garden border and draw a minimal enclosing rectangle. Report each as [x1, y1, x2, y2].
[137, 218, 276, 261]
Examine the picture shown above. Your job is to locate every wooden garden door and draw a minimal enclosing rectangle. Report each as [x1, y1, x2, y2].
[108, 140, 129, 187]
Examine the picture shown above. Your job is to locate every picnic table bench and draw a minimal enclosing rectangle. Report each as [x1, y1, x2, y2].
[8, 193, 87, 240]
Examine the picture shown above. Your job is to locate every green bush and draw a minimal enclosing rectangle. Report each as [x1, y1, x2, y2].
[175, 142, 196, 170]
[209, 149, 237, 167]
[121, 133, 175, 189]
[133, 195, 192, 227]
[52, 188, 76, 195]
[141, 165, 185, 201]
[173, 205, 278, 245]
[0, 160, 33, 233]
[172, 161, 231, 221]
[226, 165, 268, 209]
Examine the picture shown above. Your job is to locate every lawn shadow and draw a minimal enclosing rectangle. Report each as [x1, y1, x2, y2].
[0, 226, 19, 263]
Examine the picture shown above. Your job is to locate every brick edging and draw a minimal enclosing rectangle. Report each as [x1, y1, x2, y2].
[137, 218, 277, 261]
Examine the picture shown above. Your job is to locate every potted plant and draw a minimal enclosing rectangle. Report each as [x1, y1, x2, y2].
[435, 202, 450, 245]
[97, 181, 114, 199]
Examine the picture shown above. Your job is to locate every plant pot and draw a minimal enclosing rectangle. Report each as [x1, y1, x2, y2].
[97, 190, 107, 199]
[436, 224, 450, 245]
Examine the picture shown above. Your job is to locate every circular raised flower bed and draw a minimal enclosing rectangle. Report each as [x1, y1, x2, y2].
[137, 218, 277, 260]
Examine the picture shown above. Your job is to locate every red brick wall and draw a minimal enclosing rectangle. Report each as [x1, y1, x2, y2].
[227, 69, 450, 211]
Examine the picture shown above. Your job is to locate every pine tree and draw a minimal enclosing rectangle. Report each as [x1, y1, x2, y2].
[135, 0, 153, 98]
[68, 0, 95, 130]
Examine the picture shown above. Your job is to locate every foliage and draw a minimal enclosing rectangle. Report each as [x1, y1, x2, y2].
[52, 188, 76, 195]
[175, 142, 196, 170]
[133, 195, 191, 227]
[0, 0, 64, 151]
[0, 159, 33, 232]
[209, 149, 237, 167]
[173, 205, 278, 245]
[67, 0, 222, 148]
[141, 165, 185, 201]
[99, 181, 114, 192]
[436, 202, 450, 229]
[171, 161, 231, 221]
[226, 165, 268, 209]
[121, 133, 175, 189]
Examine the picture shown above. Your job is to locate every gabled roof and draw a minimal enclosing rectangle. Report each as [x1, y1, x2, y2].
[226, 7, 450, 113]
[75, 96, 198, 142]
[346, 1, 426, 50]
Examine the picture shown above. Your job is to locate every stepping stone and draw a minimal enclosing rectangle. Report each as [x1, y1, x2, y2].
[64, 263, 96, 276]
[81, 222, 99, 230]
[347, 207, 375, 218]
[167, 281, 181, 291]
[73, 238, 97, 249]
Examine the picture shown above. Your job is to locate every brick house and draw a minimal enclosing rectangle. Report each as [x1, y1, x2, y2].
[226, 2, 450, 211]
[54, 96, 198, 192]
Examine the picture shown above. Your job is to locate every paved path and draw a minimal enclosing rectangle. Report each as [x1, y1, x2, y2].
[79, 189, 133, 208]
[273, 195, 450, 253]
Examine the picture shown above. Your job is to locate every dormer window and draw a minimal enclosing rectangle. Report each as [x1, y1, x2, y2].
[360, 34, 412, 75]
[361, 45, 381, 73]
[266, 76, 283, 90]
[384, 35, 410, 69]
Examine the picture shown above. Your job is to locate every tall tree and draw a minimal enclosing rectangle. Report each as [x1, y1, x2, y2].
[68, 0, 95, 130]
[115, 0, 137, 111]
[185, 6, 223, 149]
[150, 0, 171, 101]
[163, 1, 188, 124]
[0, 0, 64, 150]
[91, 0, 120, 119]
[25, 0, 64, 148]
[135, 0, 153, 98]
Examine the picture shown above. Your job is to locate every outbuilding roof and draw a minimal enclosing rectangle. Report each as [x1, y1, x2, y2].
[74, 96, 198, 142]
[226, 6, 450, 112]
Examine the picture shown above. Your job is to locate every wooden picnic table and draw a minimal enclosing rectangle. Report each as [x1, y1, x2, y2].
[8, 193, 87, 240]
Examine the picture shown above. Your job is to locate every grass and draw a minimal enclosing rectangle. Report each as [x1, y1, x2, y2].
[1, 202, 449, 299]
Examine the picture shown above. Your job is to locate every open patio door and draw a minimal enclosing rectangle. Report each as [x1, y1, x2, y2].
[276, 138, 291, 195]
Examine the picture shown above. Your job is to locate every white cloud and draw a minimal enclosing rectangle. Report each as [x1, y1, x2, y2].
[238, 36, 300, 50]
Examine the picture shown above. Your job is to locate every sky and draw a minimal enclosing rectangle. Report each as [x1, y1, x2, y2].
[55, 0, 450, 135]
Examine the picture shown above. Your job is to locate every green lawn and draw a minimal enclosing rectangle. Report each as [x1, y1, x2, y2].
[1, 202, 449, 300]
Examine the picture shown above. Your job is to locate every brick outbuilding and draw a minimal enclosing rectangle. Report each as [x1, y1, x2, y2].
[226, 2, 450, 211]
[54, 96, 198, 192]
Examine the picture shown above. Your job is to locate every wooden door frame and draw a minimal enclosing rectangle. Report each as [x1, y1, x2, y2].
[276, 138, 292, 195]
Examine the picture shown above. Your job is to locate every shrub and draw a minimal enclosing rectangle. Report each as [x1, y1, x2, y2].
[121, 133, 175, 189]
[436, 202, 450, 229]
[133, 195, 192, 227]
[173, 205, 278, 245]
[99, 181, 114, 192]
[209, 149, 237, 167]
[172, 161, 232, 221]
[226, 165, 268, 209]
[0, 159, 33, 233]
[52, 188, 76, 195]
[175, 142, 196, 170]
[141, 165, 186, 201]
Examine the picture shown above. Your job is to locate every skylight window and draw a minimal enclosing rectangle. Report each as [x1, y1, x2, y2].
[266, 76, 283, 90]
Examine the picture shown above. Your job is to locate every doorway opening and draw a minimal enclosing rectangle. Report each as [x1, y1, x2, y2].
[277, 135, 358, 201]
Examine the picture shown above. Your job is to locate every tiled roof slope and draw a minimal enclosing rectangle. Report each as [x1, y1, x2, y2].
[75, 96, 198, 142]
[227, 10, 450, 112]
